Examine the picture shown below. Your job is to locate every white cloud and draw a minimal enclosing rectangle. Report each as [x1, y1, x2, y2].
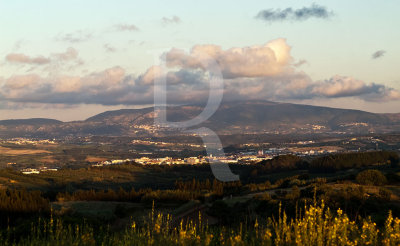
[5, 53, 50, 65]
[310, 76, 379, 98]
[53, 47, 79, 61]
[5, 48, 81, 70]
[113, 24, 139, 32]
[104, 44, 116, 53]
[162, 16, 181, 25]
[55, 30, 93, 43]
[138, 66, 164, 85]
[165, 38, 292, 79]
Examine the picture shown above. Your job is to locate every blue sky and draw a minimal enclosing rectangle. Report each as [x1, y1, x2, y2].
[0, 0, 399, 120]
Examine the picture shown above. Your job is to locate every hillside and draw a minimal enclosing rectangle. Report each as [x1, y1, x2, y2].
[0, 100, 400, 138]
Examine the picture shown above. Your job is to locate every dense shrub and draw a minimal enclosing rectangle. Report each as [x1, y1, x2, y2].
[356, 170, 387, 186]
[310, 151, 399, 172]
[255, 151, 399, 175]
[378, 188, 392, 201]
[256, 155, 308, 174]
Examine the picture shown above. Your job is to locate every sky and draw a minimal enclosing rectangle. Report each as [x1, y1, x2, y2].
[0, 0, 399, 121]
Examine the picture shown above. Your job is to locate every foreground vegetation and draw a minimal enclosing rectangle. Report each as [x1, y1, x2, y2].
[2, 201, 400, 245]
[1, 151, 400, 245]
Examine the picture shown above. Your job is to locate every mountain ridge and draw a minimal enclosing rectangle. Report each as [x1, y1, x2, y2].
[1, 100, 400, 138]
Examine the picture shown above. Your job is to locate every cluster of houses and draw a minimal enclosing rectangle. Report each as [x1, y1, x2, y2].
[91, 147, 346, 168]
[21, 166, 58, 175]
[91, 153, 274, 167]
[289, 148, 340, 156]
[92, 157, 205, 166]
[4, 138, 56, 145]
[21, 167, 58, 174]
[132, 139, 202, 148]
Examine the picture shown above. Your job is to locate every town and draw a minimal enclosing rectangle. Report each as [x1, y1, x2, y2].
[0, 134, 396, 175]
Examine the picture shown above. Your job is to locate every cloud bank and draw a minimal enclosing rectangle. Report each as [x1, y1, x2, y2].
[1, 39, 399, 108]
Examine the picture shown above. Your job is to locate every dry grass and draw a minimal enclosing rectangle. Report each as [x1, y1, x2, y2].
[40, 156, 57, 163]
[0, 146, 51, 156]
[85, 156, 108, 162]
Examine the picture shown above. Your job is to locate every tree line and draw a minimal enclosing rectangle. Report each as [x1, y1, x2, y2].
[0, 189, 49, 214]
[55, 179, 241, 203]
[253, 151, 399, 176]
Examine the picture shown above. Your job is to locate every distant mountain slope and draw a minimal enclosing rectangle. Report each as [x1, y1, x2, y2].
[85, 109, 135, 122]
[85, 108, 154, 123]
[0, 101, 400, 138]
[0, 118, 62, 126]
